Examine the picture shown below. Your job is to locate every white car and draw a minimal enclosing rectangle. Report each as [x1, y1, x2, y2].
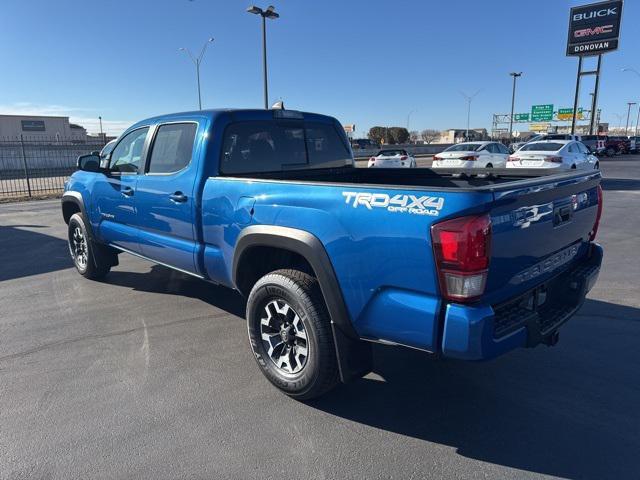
[367, 149, 416, 168]
[507, 140, 599, 171]
[432, 141, 509, 169]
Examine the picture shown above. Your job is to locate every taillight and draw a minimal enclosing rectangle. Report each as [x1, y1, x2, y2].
[507, 155, 517, 162]
[459, 154, 478, 161]
[589, 185, 603, 241]
[546, 155, 563, 163]
[431, 214, 492, 302]
[400, 155, 408, 160]
[369, 157, 376, 162]
[433, 155, 442, 161]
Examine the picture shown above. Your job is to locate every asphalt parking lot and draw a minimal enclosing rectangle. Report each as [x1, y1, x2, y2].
[1, 158, 639, 479]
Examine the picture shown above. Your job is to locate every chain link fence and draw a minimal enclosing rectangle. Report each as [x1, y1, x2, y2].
[0, 135, 107, 199]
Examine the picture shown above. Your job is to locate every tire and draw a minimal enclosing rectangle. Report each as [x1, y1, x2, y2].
[606, 147, 615, 157]
[246, 269, 339, 400]
[68, 213, 112, 280]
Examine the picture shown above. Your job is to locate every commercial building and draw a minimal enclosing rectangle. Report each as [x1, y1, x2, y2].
[0, 114, 87, 141]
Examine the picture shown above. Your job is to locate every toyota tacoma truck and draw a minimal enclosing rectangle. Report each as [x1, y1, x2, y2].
[62, 108, 603, 399]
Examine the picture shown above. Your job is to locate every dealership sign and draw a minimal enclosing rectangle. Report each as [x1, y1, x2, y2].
[531, 104, 554, 122]
[567, 0, 623, 56]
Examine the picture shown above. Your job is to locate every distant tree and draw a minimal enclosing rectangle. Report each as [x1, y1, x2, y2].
[409, 130, 420, 143]
[368, 126, 387, 145]
[421, 129, 440, 144]
[388, 127, 410, 144]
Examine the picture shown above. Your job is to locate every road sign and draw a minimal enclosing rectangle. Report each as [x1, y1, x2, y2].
[514, 113, 530, 122]
[343, 124, 355, 133]
[531, 105, 554, 122]
[557, 108, 584, 121]
[530, 123, 552, 132]
[567, 0, 623, 56]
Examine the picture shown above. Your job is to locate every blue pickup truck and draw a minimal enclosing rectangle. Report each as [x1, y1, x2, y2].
[62, 108, 603, 399]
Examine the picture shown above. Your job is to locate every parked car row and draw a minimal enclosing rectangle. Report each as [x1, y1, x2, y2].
[510, 134, 639, 157]
[430, 140, 598, 172]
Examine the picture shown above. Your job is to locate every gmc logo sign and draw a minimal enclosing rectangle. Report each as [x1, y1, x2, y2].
[574, 24, 613, 38]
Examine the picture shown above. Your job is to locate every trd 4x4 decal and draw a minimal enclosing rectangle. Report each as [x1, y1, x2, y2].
[342, 192, 444, 216]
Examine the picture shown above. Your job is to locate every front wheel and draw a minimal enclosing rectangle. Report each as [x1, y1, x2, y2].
[246, 269, 339, 400]
[68, 213, 112, 279]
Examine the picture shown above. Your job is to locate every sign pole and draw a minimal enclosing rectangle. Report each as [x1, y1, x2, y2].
[571, 56, 583, 135]
[589, 55, 602, 135]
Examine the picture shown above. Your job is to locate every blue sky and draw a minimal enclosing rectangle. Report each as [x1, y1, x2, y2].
[1, 0, 638, 136]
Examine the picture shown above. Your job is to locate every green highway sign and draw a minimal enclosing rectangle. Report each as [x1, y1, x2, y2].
[514, 113, 530, 122]
[531, 104, 554, 122]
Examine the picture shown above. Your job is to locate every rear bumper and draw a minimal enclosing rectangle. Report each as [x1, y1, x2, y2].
[441, 243, 603, 360]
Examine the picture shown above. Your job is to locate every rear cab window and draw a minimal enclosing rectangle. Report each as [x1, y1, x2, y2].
[220, 120, 352, 174]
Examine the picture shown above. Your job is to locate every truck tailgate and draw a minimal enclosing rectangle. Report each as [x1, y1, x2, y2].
[483, 171, 601, 305]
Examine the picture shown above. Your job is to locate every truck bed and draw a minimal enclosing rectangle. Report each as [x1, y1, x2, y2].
[222, 166, 590, 191]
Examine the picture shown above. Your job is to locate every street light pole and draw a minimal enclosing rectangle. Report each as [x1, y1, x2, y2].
[460, 90, 481, 141]
[406, 109, 417, 131]
[247, 5, 280, 109]
[508, 72, 522, 139]
[179, 37, 214, 110]
[625, 102, 636, 136]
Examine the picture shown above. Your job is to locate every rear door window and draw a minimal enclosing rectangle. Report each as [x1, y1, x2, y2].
[147, 123, 198, 174]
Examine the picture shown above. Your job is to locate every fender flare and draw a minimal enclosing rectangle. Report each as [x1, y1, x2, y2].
[61, 191, 94, 239]
[233, 225, 372, 382]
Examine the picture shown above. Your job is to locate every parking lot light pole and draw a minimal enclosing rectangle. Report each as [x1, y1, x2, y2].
[98, 116, 104, 144]
[508, 72, 522, 139]
[247, 5, 279, 109]
[179, 37, 215, 110]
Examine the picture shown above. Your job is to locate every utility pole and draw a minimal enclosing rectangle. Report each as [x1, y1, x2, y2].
[179, 37, 215, 110]
[508, 72, 522, 139]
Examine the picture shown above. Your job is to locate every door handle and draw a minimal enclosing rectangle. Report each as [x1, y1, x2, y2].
[122, 187, 134, 197]
[169, 192, 188, 203]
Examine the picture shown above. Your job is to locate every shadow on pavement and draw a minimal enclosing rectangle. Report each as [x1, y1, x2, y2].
[309, 298, 640, 480]
[0, 224, 71, 281]
[105, 265, 246, 318]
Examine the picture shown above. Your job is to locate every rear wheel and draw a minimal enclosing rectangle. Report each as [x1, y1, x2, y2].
[246, 269, 339, 400]
[68, 213, 112, 279]
[606, 147, 615, 157]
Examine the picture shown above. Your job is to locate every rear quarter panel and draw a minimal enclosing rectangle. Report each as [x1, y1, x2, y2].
[201, 177, 494, 351]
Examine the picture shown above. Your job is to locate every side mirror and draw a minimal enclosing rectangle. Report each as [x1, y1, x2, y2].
[77, 153, 101, 172]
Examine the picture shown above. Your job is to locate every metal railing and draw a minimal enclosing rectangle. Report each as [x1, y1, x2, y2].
[0, 135, 106, 199]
